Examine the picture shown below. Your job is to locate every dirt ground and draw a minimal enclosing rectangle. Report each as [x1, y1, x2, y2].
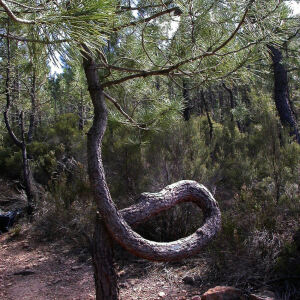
[0, 228, 207, 300]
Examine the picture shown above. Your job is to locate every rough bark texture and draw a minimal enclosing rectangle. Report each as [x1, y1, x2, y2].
[92, 217, 119, 300]
[82, 45, 221, 299]
[268, 45, 300, 143]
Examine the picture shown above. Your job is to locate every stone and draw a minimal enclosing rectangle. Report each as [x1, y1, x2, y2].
[201, 286, 246, 300]
[158, 291, 166, 298]
[182, 275, 195, 285]
[191, 296, 202, 300]
[119, 282, 129, 289]
[117, 270, 126, 277]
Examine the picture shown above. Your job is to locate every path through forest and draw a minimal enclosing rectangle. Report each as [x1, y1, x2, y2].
[0, 228, 204, 300]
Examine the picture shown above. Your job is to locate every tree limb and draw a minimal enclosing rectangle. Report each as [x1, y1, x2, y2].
[0, 0, 37, 24]
[103, 91, 148, 130]
[113, 7, 178, 31]
[0, 32, 68, 43]
[103, 0, 255, 88]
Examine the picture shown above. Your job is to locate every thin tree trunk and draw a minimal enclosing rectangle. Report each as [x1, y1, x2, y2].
[28, 69, 37, 143]
[268, 45, 300, 143]
[201, 90, 213, 141]
[183, 79, 191, 121]
[20, 112, 35, 216]
[222, 82, 242, 132]
[3, 26, 35, 217]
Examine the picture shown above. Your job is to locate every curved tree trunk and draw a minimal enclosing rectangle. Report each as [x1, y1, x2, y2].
[268, 45, 300, 143]
[82, 46, 221, 300]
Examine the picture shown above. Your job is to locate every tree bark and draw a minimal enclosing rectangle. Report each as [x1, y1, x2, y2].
[20, 112, 35, 216]
[92, 216, 119, 300]
[222, 82, 242, 132]
[183, 79, 191, 121]
[27, 69, 37, 143]
[268, 45, 300, 143]
[201, 90, 213, 141]
[82, 45, 221, 299]
[78, 88, 85, 131]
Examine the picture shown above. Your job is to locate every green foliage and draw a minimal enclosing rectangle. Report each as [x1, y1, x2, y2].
[275, 239, 300, 276]
[0, 148, 22, 179]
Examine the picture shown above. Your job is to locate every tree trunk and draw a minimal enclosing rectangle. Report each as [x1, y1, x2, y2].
[201, 90, 213, 141]
[92, 216, 119, 300]
[3, 29, 35, 217]
[222, 82, 242, 132]
[78, 88, 85, 131]
[19, 112, 35, 217]
[81, 45, 221, 300]
[21, 143, 35, 216]
[268, 45, 300, 143]
[28, 69, 37, 143]
[183, 79, 191, 121]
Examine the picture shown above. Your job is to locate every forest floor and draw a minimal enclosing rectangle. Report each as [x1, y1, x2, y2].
[1, 180, 298, 299]
[0, 227, 210, 300]
[0, 179, 209, 300]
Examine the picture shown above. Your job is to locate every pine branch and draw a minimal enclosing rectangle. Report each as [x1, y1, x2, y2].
[0, 32, 69, 44]
[0, 0, 37, 24]
[103, 0, 255, 87]
[103, 92, 148, 130]
[113, 7, 178, 31]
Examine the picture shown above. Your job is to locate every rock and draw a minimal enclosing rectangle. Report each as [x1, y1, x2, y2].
[158, 291, 166, 298]
[119, 282, 129, 288]
[201, 286, 246, 300]
[21, 242, 29, 249]
[128, 278, 138, 285]
[249, 290, 276, 300]
[191, 296, 202, 300]
[71, 266, 82, 271]
[182, 275, 195, 285]
[194, 275, 202, 282]
[117, 270, 126, 277]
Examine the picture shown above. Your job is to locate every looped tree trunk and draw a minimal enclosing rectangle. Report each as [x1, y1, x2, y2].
[119, 180, 221, 260]
[83, 48, 221, 262]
